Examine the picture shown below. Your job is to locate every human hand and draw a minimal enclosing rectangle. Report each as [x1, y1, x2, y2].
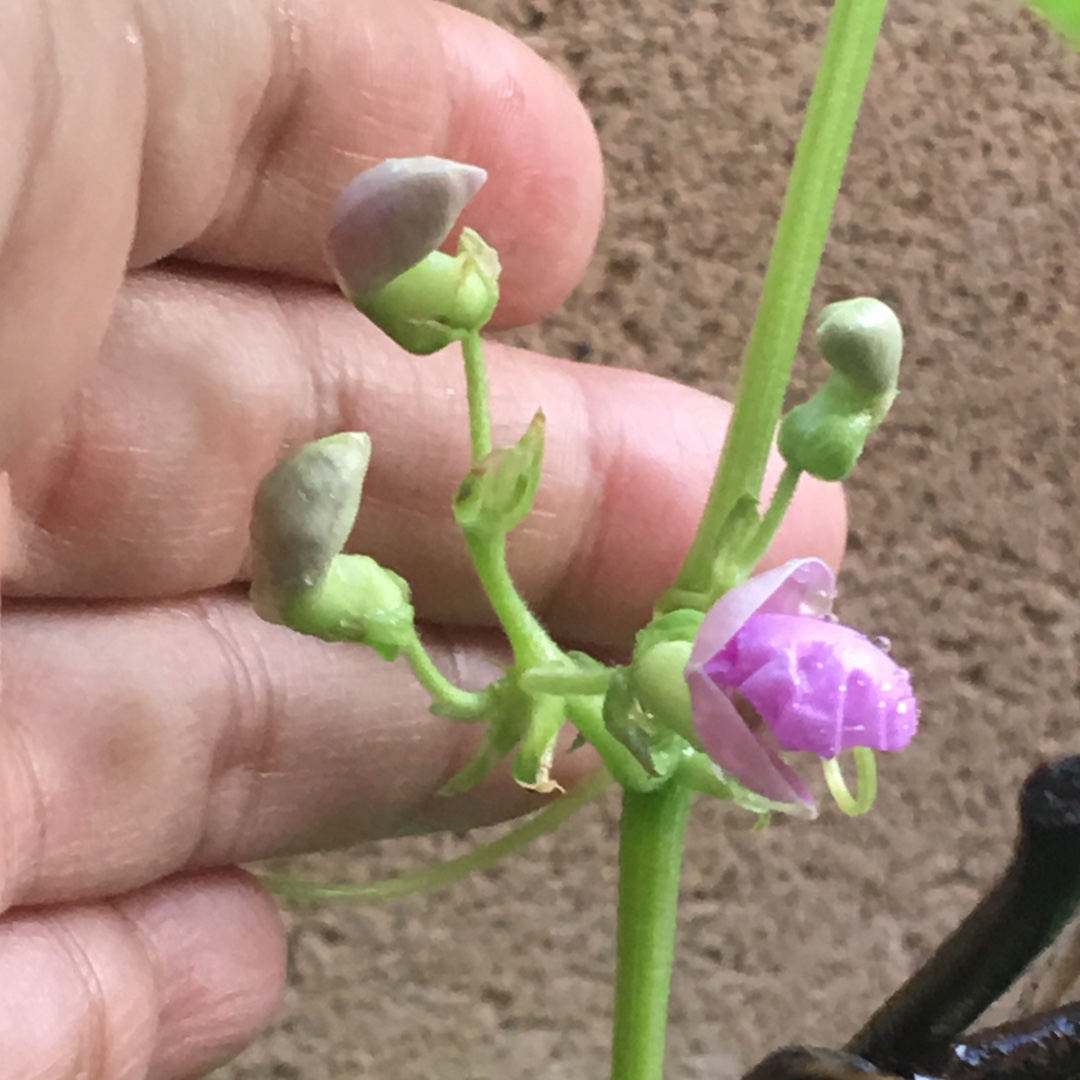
[0, 1, 846, 1076]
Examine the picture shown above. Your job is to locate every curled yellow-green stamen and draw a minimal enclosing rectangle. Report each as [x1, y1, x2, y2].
[822, 747, 878, 816]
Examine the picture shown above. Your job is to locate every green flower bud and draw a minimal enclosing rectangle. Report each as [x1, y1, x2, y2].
[626, 611, 703, 744]
[250, 433, 371, 623]
[778, 297, 903, 481]
[628, 639, 696, 743]
[279, 555, 414, 661]
[356, 228, 501, 355]
[778, 397, 875, 482]
[454, 410, 544, 536]
[817, 297, 902, 399]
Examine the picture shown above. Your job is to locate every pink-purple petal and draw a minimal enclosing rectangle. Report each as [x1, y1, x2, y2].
[703, 612, 918, 758]
[687, 667, 817, 814]
[690, 557, 837, 667]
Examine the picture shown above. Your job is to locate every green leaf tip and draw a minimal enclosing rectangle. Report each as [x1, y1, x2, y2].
[454, 410, 545, 536]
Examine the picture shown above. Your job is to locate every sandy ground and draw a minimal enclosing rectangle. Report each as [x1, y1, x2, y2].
[219, 2, 1080, 1077]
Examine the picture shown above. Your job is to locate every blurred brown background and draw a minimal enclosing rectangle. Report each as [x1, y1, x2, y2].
[221, 1, 1080, 1077]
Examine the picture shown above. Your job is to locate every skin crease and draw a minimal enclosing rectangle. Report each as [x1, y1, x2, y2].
[0, 0, 847, 1077]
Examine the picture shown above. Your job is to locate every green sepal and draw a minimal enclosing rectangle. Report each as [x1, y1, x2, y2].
[672, 749, 807, 822]
[725, 773, 814, 819]
[671, 749, 733, 800]
[279, 554, 414, 660]
[627, 638, 696, 745]
[512, 694, 568, 793]
[356, 228, 500, 355]
[438, 680, 531, 795]
[439, 721, 524, 796]
[603, 671, 659, 775]
[601, 670, 686, 781]
[454, 410, 545, 537]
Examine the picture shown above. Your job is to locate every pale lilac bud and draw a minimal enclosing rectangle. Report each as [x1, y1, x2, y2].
[249, 433, 371, 624]
[685, 559, 918, 811]
[327, 157, 488, 299]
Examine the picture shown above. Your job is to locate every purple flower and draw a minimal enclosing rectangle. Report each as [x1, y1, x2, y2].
[685, 558, 918, 812]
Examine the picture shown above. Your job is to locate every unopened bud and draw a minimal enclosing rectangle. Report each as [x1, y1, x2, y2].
[249, 433, 371, 623]
[779, 298, 903, 481]
[629, 639, 696, 742]
[327, 157, 487, 299]
[817, 297, 902, 400]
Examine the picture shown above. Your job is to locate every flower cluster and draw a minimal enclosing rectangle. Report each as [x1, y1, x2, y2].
[251, 154, 920, 821]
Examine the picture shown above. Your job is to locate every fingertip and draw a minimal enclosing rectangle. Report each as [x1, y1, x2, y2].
[119, 869, 286, 1079]
[179, 0, 604, 326]
[431, 3, 605, 326]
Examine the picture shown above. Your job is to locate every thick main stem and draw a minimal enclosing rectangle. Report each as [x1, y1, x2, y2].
[610, 783, 694, 1080]
[665, 0, 890, 606]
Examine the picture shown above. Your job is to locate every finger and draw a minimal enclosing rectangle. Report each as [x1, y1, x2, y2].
[174, 0, 605, 328]
[1, 0, 602, 455]
[0, 868, 283, 1080]
[0, 597, 597, 908]
[6, 267, 846, 650]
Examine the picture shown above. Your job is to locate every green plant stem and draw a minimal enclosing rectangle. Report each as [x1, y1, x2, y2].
[1027, 0, 1080, 49]
[736, 463, 803, 576]
[260, 768, 612, 903]
[462, 330, 493, 461]
[610, 782, 694, 1080]
[564, 695, 659, 793]
[465, 530, 562, 668]
[664, 0, 889, 606]
[519, 665, 615, 697]
[401, 630, 487, 717]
